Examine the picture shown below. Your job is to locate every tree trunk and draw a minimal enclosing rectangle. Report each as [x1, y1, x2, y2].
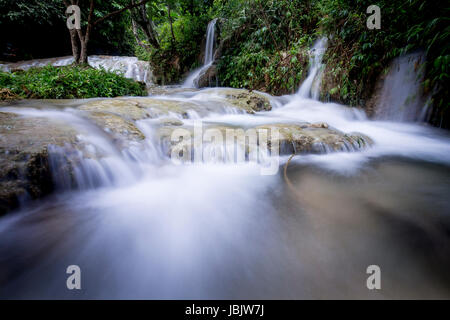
[131, 0, 160, 49]
[69, 29, 80, 63]
[64, 0, 81, 63]
[76, 0, 94, 65]
[79, 40, 88, 64]
[167, 4, 176, 44]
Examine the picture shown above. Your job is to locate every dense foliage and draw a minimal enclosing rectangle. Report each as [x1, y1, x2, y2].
[319, 0, 449, 126]
[215, 0, 319, 94]
[209, 0, 448, 125]
[0, 66, 146, 99]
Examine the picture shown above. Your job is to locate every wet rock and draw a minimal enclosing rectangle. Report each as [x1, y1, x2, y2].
[0, 112, 80, 215]
[80, 97, 207, 119]
[158, 122, 373, 159]
[79, 88, 273, 119]
[311, 122, 329, 129]
[196, 64, 218, 88]
[0, 88, 20, 101]
[152, 88, 273, 114]
[159, 118, 184, 126]
[217, 89, 272, 113]
[133, 98, 200, 118]
[84, 111, 145, 144]
[79, 99, 151, 121]
[147, 86, 200, 96]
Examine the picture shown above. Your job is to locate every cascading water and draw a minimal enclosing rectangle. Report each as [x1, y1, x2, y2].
[0, 55, 153, 85]
[203, 19, 217, 66]
[182, 19, 218, 88]
[1, 41, 450, 298]
[374, 52, 427, 122]
[297, 37, 328, 99]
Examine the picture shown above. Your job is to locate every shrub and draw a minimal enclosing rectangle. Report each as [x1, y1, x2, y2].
[0, 65, 147, 99]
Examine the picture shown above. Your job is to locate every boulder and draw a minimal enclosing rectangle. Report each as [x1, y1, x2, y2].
[80, 88, 273, 118]
[254, 123, 373, 154]
[147, 86, 200, 96]
[84, 111, 145, 144]
[204, 88, 272, 113]
[0, 88, 19, 101]
[157, 121, 373, 159]
[196, 64, 218, 88]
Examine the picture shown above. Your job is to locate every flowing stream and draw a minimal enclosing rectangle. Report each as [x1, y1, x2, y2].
[0, 37, 450, 299]
[374, 52, 428, 122]
[182, 19, 218, 88]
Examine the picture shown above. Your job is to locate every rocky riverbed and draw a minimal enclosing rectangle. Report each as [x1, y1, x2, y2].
[0, 88, 373, 215]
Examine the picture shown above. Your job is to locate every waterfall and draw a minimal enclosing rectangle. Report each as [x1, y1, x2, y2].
[2, 87, 450, 299]
[297, 37, 328, 99]
[204, 19, 218, 65]
[0, 55, 153, 85]
[182, 19, 218, 88]
[374, 52, 427, 122]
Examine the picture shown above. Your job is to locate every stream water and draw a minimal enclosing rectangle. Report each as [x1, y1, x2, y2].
[0, 38, 450, 299]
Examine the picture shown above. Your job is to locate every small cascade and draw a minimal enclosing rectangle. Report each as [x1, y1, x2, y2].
[87, 56, 153, 85]
[183, 19, 218, 88]
[204, 19, 218, 66]
[0, 55, 153, 85]
[0, 107, 140, 192]
[374, 52, 427, 122]
[297, 37, 328, 99]
[48, 145, 137, 191]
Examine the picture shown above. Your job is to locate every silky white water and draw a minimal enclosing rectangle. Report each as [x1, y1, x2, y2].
[1, 38, 450, 299]
[374, 52, 427, 122]
[297, 37, 328, 99]
[183, 19, 218, 88]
